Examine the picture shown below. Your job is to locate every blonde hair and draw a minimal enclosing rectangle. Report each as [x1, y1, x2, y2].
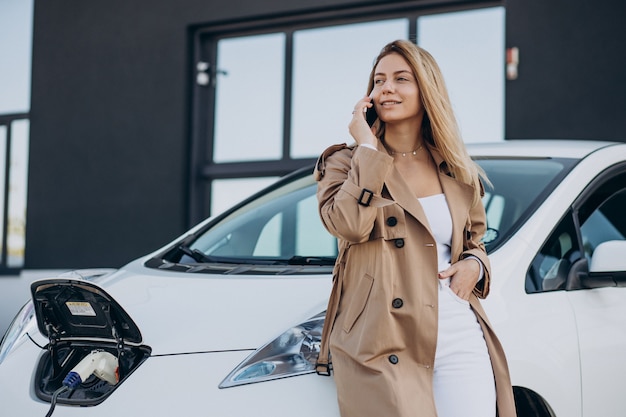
[367, 40, 488, 202]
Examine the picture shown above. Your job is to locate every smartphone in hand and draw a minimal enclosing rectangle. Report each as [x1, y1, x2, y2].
[365, 105, 378, 127]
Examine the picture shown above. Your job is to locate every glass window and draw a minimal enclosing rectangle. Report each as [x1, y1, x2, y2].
[0, 0, 33, 114]
[418, 7, 505, 143]
[253, 212, 282, 257]
[7, 120, 29, 267]
[483, 193, 505, 232]
[188, 174, 336, 266]
[211, 177, 279, 216]
[194, 6, 507, 225]
[0, 121, 29, 268]
[290, 19, 408, 159]
[526, 211, 580, 293]
[578, 178, 626, 262]
[213, 34, 285, 162]
[0, 126, 6, 259]
[476, 158, 573, 252]
[296, 192, 333, 255]
[526, 167, 626, 294]
[253, 192, 336, 257]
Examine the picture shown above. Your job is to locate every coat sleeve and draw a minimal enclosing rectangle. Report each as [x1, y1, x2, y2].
[460, 189, 492, 299]
[315, 144, 394, 244]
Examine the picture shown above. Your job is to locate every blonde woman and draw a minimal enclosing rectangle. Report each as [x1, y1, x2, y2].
[315, 40, 516, 417]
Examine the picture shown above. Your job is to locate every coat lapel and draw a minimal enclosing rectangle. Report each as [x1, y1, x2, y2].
[376, 142, 433, 235]
[439, 170, 474, 261]
[377, 142, 474, 260]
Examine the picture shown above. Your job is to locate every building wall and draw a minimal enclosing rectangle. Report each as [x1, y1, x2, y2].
[505, 0, 626, 139]
[24, 0, 626, 269]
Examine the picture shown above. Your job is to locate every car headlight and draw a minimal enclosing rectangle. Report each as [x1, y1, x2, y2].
[219, 311, 324, 388]
[0, 300, 36, 365]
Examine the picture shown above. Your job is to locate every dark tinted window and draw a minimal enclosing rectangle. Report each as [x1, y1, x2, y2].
[477, 158, 574, 252]
[526, 165, 626, 293]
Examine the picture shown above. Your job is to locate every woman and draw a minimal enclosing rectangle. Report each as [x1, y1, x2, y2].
[314, 40, 516, 417]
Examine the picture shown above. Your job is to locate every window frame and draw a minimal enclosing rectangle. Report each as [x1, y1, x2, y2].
[525, 162, 626, 293]
[188, 1, 503, 226]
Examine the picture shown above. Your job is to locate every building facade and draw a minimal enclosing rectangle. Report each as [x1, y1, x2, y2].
[18, 0, 626, 269]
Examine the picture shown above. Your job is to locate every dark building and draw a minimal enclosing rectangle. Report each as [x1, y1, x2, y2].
[22, 0, 626, 269]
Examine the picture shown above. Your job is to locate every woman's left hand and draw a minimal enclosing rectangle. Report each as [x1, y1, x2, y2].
[438, 258, 481, 300]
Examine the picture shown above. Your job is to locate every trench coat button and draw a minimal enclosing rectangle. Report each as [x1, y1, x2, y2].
[388, 354, 399, 364]
[394, 238, 404, 248]
[386, 216, 398, 227]
[392, 298, 403, 308]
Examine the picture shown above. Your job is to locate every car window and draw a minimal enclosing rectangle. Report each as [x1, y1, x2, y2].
[477, 158, 573, 252]
[152, 157, 576, 274]
[252, 192, 335, 257]
[526, 165, 626, 293]
[578, 183, 626, 262]
[526, 210, 581, 293]
[182, 173, 337, 265]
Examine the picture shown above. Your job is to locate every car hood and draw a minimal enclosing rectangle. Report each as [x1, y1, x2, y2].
[60, 259, 333, 356]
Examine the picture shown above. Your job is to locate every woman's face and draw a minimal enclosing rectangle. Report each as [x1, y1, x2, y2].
[371, 52, 423, 125]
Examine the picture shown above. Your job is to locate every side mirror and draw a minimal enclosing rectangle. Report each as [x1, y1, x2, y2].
[586, 240, 626, 287]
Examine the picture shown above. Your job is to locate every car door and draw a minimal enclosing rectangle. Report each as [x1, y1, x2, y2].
[525, 163, 626, 416]
[566, 165, 626, 416]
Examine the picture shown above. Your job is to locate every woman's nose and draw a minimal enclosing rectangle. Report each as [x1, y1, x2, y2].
[381, 80, 395, 93]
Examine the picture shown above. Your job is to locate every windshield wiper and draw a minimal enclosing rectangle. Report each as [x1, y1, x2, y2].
[179, 236, 336, 266]
[284, 256, 337, 266]
[179, 243, 277, 265]
[179, 242, 214, 263]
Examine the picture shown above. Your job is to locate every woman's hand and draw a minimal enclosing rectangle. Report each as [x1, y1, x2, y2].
[348, 96, 377, 147]
[438, 258, 481, 300]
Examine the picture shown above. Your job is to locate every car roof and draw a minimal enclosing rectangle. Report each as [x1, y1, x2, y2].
[467, 139, 623, 159]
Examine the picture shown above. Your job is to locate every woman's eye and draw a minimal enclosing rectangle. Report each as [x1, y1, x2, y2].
[374, 79, 384, 85]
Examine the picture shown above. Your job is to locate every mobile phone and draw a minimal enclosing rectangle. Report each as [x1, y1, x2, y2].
[365, 105, 378, 127]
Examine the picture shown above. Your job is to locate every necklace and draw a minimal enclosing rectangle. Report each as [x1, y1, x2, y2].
[384, 142, 424, 157]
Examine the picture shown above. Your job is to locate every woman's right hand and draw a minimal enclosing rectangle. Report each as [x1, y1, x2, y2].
[348, 96, 377, 147]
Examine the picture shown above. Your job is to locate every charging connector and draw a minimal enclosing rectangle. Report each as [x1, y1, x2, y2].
[44, 350, 119, 417]
[62, 350, 119, 389]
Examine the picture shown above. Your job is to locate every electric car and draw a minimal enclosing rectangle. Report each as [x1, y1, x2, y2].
[1, 140, 626, 417]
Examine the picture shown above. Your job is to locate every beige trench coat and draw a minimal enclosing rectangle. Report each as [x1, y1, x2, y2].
[314, 143, 516, 417]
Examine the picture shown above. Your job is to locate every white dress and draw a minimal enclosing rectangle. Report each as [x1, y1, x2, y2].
[418, 193, 496, 417]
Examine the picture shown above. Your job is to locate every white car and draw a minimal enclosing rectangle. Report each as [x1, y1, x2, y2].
[1, 140, 626, 417]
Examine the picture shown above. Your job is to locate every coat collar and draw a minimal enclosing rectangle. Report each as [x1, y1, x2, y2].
[376, 140, 474, 260]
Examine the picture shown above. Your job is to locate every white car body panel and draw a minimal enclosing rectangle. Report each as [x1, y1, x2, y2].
[91, 260, 333, 355]
[484, 234, 581, 417]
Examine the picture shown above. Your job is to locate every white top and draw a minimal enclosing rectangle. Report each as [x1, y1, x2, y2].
[418, 194, 452, 272]
[418, 193, 484, 281]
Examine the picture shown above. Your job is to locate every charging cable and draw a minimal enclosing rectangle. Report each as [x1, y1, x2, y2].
[45, 386, 68, 417]
[44, 350, 119, 417]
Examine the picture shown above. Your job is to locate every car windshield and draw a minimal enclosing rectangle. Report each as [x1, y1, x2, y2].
[477, 157, 575, 251]
[186, 174, 336, 263]
[154, 157, 575, 273]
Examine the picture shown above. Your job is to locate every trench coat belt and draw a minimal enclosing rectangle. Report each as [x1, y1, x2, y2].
[314, 169, 391, 375]
[315, 244, 349, 376]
